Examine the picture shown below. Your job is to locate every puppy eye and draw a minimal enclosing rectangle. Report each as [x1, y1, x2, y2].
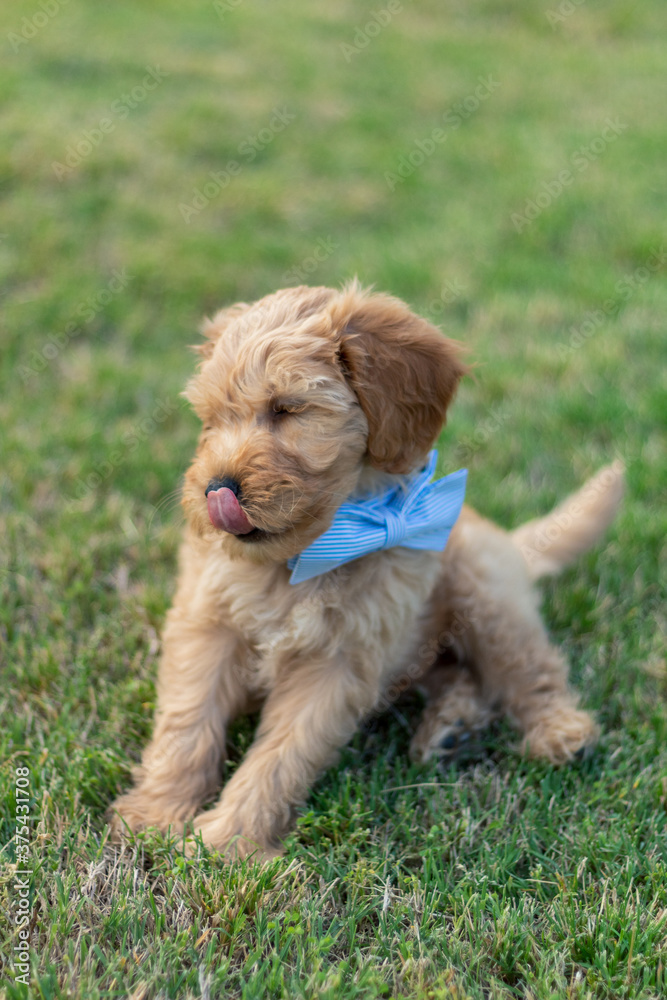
[270, 400, 306, 418]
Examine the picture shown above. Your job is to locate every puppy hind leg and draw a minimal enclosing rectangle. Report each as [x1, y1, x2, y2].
[502, 642, 599, 764]
[453, 524, 599, 764]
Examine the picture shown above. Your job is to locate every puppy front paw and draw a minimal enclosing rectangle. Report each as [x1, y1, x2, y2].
[186, 810, 283, 863]
[107, 789, 189, 842]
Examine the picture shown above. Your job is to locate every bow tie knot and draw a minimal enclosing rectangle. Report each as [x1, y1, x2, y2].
[287, 451, 467, 584]
[383, 506, 408, 548]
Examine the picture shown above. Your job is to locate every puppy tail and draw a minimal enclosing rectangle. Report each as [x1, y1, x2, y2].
[511, 461, 625, 581]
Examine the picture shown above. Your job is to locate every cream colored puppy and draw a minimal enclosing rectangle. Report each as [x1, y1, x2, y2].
[109, 282, 623, 859]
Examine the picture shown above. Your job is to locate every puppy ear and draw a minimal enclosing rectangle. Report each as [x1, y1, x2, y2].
[331, 285, 467, 474]
[192, 302, 250, 360]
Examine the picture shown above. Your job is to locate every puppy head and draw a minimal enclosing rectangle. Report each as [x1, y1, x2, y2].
[182, 282, 466, 562]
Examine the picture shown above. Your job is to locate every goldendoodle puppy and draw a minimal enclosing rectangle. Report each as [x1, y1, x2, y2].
[109, 282, 623, 859]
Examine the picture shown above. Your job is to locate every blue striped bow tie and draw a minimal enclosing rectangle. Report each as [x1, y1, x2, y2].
[287, 451, 467, 584]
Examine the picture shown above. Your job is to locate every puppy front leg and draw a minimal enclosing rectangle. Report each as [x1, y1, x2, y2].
[109, 616, 247, 839]
[189, 656, 377, 859]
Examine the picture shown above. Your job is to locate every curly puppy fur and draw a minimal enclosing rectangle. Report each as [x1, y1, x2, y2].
[109, 282, 624, 860]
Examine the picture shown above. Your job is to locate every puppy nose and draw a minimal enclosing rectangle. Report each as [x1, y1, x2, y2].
[205, 476, 240, 497]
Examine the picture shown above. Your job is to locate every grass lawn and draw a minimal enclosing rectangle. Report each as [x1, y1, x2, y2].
[1, 0, 666, 996]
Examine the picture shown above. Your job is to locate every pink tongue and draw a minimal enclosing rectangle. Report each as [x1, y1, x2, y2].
[206, 487, 255, 534]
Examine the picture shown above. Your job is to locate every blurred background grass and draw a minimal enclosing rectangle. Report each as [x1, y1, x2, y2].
[1, 1, 666, 998]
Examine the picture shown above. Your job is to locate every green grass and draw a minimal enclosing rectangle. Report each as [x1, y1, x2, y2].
[1, 0, 666, 997]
